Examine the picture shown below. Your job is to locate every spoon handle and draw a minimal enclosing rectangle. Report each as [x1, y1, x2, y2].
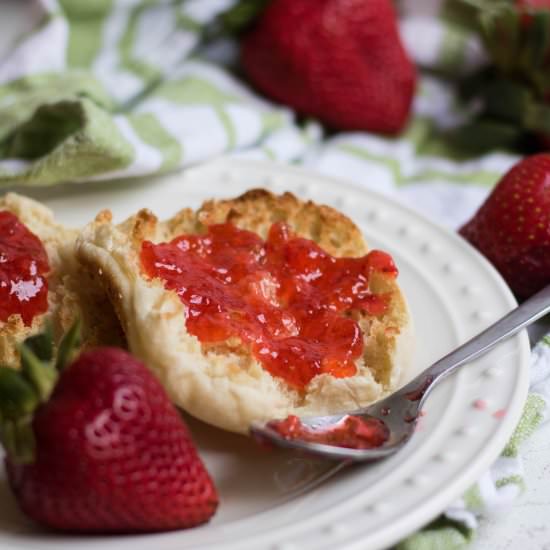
[401, 284, 550, 401]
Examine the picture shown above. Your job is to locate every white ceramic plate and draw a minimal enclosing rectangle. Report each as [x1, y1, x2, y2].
[0, 159, 530, 550]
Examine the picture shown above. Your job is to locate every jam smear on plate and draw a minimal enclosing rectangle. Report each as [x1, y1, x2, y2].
[267, 414, 390, 449]
[140, 222, 397, 390]
[0, 211, 50, 325]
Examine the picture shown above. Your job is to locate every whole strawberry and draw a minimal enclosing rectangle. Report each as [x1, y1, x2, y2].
[0, 323, 218, 532]
[240, 0, 416, 133]
[516, 0, 550, 29]
[457, 0, 550, 150]
[517, 0, 550, 9]
[460, 154, 550, 299]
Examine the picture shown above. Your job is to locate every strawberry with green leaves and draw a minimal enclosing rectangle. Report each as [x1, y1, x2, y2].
[455, 0, 550, 151]
[516, 0, 550, 10]
[0, 323, 218, 533]
[460, 154, 550, 299]
[240, 0, 416, 134]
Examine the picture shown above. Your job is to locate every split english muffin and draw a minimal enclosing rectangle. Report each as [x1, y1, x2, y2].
[0, 193, 125, 367]
[76, 190, 414, 433]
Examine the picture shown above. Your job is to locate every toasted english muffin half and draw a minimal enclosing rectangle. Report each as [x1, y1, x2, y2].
[77, 189, 413, 433]
[0, 193, 125, 367]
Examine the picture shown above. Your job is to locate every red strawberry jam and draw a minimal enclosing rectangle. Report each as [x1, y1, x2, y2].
[0, 211, 49, 325]
[267, 414, 390, 449]
[140, 222, 397, 390]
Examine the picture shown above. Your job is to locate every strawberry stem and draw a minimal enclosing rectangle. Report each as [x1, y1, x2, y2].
[55, 318, 81, 371]
[218, 0, 271, 34]
[0, 420, 17, 462]
[0, 368, 39, 418]
[0, 320, 82, 464]
[0, 368, 40, 464]
[24, 321, 54, 362]
[19, 345, 58, 403]
[0, 417, 35, 465]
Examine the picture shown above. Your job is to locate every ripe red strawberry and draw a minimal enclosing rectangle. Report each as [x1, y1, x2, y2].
[0, 323, 218, 532]
[460, 154, 550, 299]
[516, 0, 550, 8]
[516, 0, 550, 27]
[240, 0, 416, 133]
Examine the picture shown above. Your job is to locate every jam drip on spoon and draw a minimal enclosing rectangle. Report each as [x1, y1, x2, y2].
[267, 414, 390, 450]
[140, 222, 397, 390]
[0, 211, 50, 326]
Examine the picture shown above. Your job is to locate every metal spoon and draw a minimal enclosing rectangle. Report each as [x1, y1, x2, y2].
[250, 284, 550, 462]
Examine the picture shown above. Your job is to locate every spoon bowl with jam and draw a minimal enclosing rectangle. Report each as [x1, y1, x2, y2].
[251, 284, 550, 462]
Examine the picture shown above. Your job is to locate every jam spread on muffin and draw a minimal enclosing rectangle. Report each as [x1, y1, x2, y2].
[141, 222, 397, 390]
[0, 211, 49, 325]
